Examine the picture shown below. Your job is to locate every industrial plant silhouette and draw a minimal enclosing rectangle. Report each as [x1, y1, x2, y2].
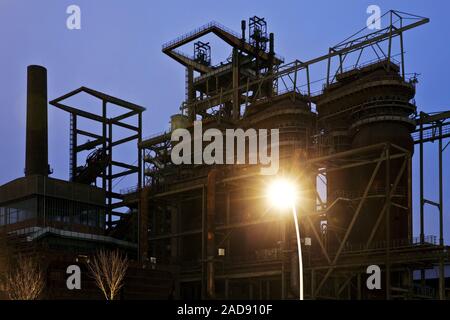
[0, 11, 449, 300]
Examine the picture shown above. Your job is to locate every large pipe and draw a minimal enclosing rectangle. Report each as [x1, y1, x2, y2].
[25, 65, 49, 176]
[269, 33, 274, 54]
[241, 20, 246, 41]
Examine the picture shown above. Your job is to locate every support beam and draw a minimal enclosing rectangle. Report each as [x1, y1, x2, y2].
[206, 170, 217, 299]
[315, 147, 385, 295]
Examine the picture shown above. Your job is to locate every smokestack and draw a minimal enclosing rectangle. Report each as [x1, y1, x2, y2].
[25, 65, 49, 176]
[269, 32, 274, 54]
[241, 20, 246, 41]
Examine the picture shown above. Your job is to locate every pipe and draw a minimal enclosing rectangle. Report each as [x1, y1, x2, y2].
[25, 65, 49, 176]
[241, 20, 246, 41]
[206, 169, 217, 299]
[269, 33, 274, 54]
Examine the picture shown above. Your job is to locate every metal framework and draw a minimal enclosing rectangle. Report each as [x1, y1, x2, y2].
[161, 16, 282, 122]
[302, 142, 448, 299]
[141, 11, 450, 300]
[145, 134, 449, 299]
[249, 16, 268, 52]
[171, 10, 429, 121]
[326, 10, 429, 84]
[50, 87, 144, 228]
[194, 41, 212, 66]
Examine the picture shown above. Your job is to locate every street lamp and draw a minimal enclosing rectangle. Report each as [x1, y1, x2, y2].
[266, 178, 304, 300]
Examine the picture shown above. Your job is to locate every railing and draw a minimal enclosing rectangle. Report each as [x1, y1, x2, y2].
[330, 186, 408, 200]
[227, 248, 283, 264]
[337, 55, 401, 75]
[162, 21, 240, 50]
[142, 130, 169, 142]
[338, 235, 438, 253]
[412, 122, 450, 142]
[413, 283, 436, 298]
[162, 20, 284, 62]
[171, 48, 195, 61]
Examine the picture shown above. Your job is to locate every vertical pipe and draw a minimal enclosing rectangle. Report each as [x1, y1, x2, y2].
[241, 20, 246, 41]
[70, 113, 77, 181]
[293, 61, 298, 94]
[137, 112, 143, 261]
[267, 33, 275, 99]
[407, 155, 413, 241]
[269, 33, 274, 54]
[387, 12, 393, 72]
[25, 65, 49, 177]
[419, 119, 425, 243]
[108, 114, 113, 228]
[438, 122, 445, 300]
[326, 49, 332, 87]
[206, 170, 217, 299]
[439, 123, 443, 246]
[400, 32, 405, 80]
[306, 65, 311, 97]
[102, 100, 108, 222]
[138, 112, 143, 190]
[186, 67, 195, 122]
[232, 48, 240, 120]
[385, 145, 391, 300]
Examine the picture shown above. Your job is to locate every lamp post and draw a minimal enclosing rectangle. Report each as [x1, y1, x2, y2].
[267, 178, 303, 300]
[291, 204, 303, 300]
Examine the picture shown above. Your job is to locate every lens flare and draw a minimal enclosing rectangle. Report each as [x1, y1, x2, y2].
[266, 178, 298, 210]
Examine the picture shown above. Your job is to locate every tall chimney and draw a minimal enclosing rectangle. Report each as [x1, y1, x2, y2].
[25, 65, 49, 176]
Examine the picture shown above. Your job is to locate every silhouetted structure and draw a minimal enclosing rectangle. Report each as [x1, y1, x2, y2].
[1, 10, 449, 300]
[0, 66, 172, 299]
[139, 12, 450, 300]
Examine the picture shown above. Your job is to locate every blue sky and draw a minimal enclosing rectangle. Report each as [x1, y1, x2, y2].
[0, 0, 449, 241]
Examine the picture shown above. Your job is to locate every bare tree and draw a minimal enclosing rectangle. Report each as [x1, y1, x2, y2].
[88, 249, 128, 300]
[3, 255, 45, 300]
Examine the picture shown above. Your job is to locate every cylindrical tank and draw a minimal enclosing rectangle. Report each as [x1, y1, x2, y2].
[351, 121, 414, 243]
[170, 114, 190, 132]
[243, 94, 316, 163]
[25, 65, 49, 176]
[316, 61, 416, 246]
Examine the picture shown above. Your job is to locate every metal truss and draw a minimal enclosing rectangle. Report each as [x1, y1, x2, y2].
[50, 87, 144, 228]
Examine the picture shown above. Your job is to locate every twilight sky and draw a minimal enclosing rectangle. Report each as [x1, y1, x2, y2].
[0, 0, 448, 241]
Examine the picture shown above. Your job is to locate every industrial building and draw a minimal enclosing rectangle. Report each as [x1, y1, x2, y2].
[0, 66, 172, 299]
[0, 10, 449, 300]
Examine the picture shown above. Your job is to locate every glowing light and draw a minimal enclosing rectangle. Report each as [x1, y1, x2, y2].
[266, 178, 298, 210]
